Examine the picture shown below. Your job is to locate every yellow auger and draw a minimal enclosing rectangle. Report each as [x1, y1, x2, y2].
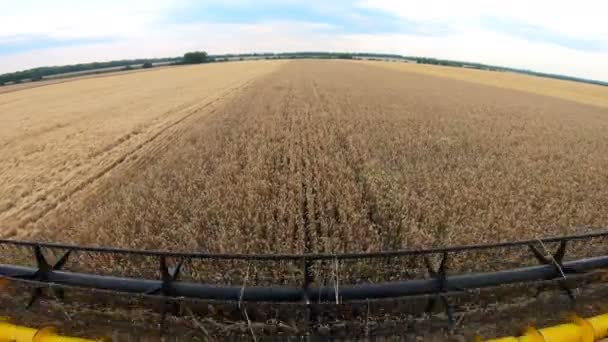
[483, 313, 608, 342]
[0, 318, 104, 342]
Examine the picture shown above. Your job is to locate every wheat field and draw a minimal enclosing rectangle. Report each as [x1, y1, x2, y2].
[0, 60, 284, 238]
[1, 59, 605, 256]
[366, 60, 608, 109]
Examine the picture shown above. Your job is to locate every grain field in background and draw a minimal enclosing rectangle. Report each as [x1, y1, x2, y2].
[365, 60, 608, 109]
[15, 60, 607, 259]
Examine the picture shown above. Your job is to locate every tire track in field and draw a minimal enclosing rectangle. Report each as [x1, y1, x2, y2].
[307, 81, 329, 253]
[127, 79, 260, 171]
[280, 81, 304, 253]
[264, 77, 305, 253]
[292, 69, 320, 256]
[10, 97, 206, 216]
[331, 92, 395, 249]
[12, 78, 259, 237]
[299, 101, 313, 257]
[283, 70, 340, 254]
[308, 80, 335, 253]
[309, 76, 389, 251]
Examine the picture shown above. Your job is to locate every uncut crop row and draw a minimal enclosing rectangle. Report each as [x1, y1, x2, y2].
[2, 60, 606, 282]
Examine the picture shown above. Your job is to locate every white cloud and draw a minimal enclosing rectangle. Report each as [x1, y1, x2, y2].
[0, 21, 338, 72]
[355, 0, 608, 80]
[0, 0, 607, 81]
[0, 0, 190, 40]
[343, 32, 608, 80]
[357, 0, 608, 39]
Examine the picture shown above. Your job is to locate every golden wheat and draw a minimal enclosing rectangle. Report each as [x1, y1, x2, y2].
[365, 60, 608, 109]
[0, 60, 284, 238]
[23, 60, 608, 258]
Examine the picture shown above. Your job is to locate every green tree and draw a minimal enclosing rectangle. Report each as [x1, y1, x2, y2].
[183, 51, 208, 64]
[336, 53, 353, 59]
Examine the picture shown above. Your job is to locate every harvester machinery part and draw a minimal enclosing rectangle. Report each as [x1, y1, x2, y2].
[424, 252, 455, 325]
[145, 256, 184, 331]
[302, 257, 318, 333]
[9, 246, 71, 308]
[0, 318, 104, 342]
[528, 241, 576, 301]
[482, 313, 608, 341]
[2, 253, 608, 302]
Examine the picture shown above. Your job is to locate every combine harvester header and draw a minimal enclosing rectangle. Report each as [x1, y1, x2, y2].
[482, 314, 608, 341]
[0, 317, 102, 341]
[1, 230, 608, 339]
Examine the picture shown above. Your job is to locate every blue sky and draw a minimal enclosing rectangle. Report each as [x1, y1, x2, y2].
[1, 0, 607, 80]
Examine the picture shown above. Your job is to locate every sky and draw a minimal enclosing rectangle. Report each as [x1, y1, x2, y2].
[1, 0, 607, 81]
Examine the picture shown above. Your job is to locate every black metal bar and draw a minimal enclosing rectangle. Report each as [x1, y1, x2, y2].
[146, 256, 183, 296]
[15, 245, 71, 307]
[424, 252, 455, 324]
[302, 257, 313, 302]
[0, 229, 606, 260]
[529, 241, 576, 301]
[302, 257, 316, 332]
[2, 254, 608, 303]
[156, 256, 183, 332]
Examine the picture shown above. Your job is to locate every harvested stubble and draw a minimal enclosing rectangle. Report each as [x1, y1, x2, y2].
[3, 60, 608, 282]
[0, 60, 283, 238]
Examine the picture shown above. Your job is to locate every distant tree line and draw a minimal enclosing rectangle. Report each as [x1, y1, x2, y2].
[181, 51, 209, 64]
[0, 57, 180, 85]
[413, 57, 608, 86]
[2, 51, 606, 87]
[209, 52, 372, 60]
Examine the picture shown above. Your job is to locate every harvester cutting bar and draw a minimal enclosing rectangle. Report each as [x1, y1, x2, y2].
[1, 254, 607, 302]
[1, 229, 607, 260]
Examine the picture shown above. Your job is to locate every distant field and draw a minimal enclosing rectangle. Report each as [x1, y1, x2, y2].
[366, 61, 608, 108]
[0, 59, 603, 256]
[0, 78, 73, 94]
[0, 64, 176, 95]
[0, 60, 283, 238]
[43, 61, 175, 80]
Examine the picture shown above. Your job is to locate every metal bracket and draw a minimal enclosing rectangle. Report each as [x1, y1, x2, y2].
[13, 245, 71, 308]
[528, 240, 575, 301]
[147, 256, 184, 332]
[424, 252, 455, 326]
[302, 257, 318, 334]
